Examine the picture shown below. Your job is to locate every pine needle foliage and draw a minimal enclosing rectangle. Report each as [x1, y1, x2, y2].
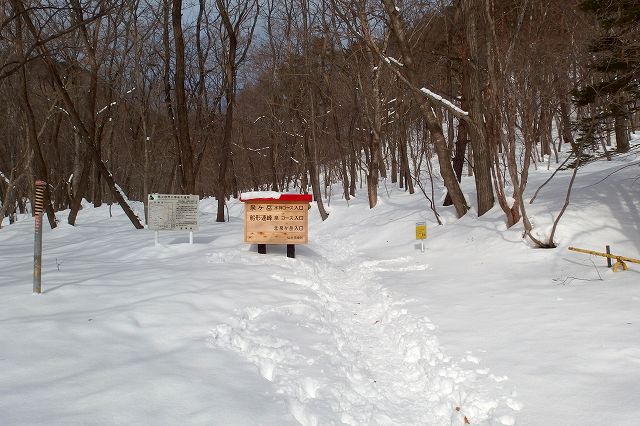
[572, 0, 640, 153]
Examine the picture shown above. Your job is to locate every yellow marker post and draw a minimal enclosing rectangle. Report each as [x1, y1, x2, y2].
[416, 221, 427, 253]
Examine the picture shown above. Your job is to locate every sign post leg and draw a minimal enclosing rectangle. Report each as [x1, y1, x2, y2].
[606, 245, 612, 268]
[258, 244, 266, 254]
[421, 240, 424, 253]
[155, 231, 159, 247]
[287, 244, 295, 259]
[189, 231, 193, 245]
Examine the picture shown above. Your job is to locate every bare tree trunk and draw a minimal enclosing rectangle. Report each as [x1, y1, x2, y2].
[269, 129, 280, 191]
[15, 17, 57, 229]
[68, 157, 90, 225]
[399, 134, 414, 194]
[303, 125, 329, 219]
[444, 112, 468, 206]
[354, 54, 383, 208]
[0, 168, 29, 229]
[162, 0, 181, 192]
[497, 103, 522, 227]
[172, 0, 196, 194]
[614, 112, 630, 153]
[305, 77, 329, 218]
[214, 0, 258, 221]
[332, 110, 351, 201]
[463, 0, 494, 216]
[390, 137, 398, 184]
[559, 97, 577, 155]
[381, 0, 468, 217]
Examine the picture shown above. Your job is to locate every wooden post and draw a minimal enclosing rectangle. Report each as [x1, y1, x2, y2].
[258, 244, 266, 254]
[606, 245, 612, 268]
[33, 180, 46, 294]
[287, 244, 295, 258]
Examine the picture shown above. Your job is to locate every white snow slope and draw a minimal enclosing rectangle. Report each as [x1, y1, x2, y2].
[1, 146, 639, 425]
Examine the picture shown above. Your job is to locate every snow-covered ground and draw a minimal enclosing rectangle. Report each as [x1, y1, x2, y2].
[1, 146, 639, 425]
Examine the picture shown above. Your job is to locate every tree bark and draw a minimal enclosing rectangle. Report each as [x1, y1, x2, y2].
[614, 111, 630, 153]
[15, 18, 57, 229]
[214, 0, 258, 221]
[381, 0, 468, 217]
[463, 0, 494, 216]
[172, 0, 196, 194]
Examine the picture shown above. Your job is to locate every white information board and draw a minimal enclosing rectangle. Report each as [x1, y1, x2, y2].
[148, 194, 199, 231]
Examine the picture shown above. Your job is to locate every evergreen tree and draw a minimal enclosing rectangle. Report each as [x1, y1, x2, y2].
[573, 0, 640, 153]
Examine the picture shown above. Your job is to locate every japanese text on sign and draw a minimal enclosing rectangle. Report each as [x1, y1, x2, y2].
[148, 194, 199, 231]
[415, 221, 427, 240]
[244, 202, 308, 244]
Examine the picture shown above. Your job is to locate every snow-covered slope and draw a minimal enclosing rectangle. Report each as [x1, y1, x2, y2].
[1, 149, 639, 425]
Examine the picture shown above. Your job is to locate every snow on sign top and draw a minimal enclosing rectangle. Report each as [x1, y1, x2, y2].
[240, 192, 312, 202]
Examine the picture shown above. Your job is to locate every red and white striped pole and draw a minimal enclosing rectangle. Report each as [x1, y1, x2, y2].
[33, 180, 45, 294]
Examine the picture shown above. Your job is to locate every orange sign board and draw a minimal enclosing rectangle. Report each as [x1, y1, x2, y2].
[244, 201, 309, 244]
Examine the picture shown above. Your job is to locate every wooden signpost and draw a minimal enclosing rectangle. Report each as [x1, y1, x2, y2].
[240, 192, 312, 258]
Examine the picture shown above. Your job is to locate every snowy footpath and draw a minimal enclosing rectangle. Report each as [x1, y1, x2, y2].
[2, 150, 639, 425]
[210, 231, 519, 425]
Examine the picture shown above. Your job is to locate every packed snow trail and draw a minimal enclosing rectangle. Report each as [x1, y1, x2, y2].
[210, 232, 519, 425]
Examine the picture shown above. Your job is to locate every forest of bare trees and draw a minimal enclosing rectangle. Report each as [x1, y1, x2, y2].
[1, 0, 638, 245]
